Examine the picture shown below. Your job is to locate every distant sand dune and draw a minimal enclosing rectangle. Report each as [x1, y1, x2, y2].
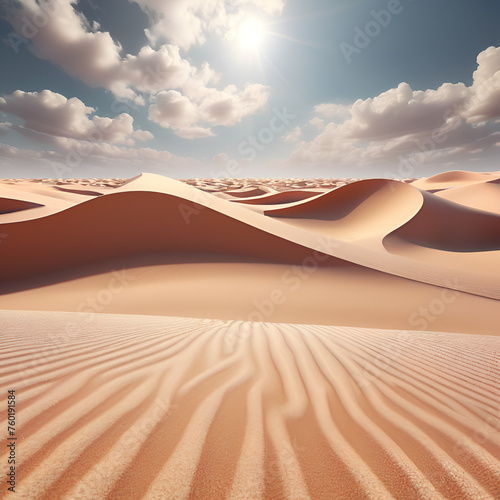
[264, 179, 418, 221]
[435, 180, 500, 214]
[224, 187, 273, 198]
[52, 186, 105, 197]
[412, 171, 500, 191]
[229, 190, 320, 205]
[0, 310, 499, 499]
[0, 197, 43, 215]
[264, 179, 423, 241]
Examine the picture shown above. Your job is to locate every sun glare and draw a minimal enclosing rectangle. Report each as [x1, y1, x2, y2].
[238, 19, 264, 48]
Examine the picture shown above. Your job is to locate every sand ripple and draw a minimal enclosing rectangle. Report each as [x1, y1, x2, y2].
[1, 310, 499, 499]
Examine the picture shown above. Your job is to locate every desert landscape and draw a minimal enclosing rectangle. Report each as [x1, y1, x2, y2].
[1, 0, 500, 497]
[1, 171, 499, 499]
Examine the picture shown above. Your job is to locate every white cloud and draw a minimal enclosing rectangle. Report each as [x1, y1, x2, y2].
[284, 126, 302, 143]
[148, 90, 200, 130]
[309, 117, 325, 130]
[468, 46, 500, 123]
[1, 1, 201, 104]
[1, 0, 272, 127]
[290, 46, 500, 170]
[0, 122, 11, 136]
[346, 82, 470, 141]
[176, 126, 215, 139]
[315, 102, 351, 119]
[0, 90, 153, 146]
[148, 83, 270, 137]
[200, 84, 270, 126]
[130, 0, 286, 50]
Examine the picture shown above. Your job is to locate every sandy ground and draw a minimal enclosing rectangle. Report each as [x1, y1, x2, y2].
[0, 171, 499, 499]
[0, 311, 499, 499]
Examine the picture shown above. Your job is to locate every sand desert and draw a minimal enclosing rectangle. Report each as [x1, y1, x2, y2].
[0, 171, 499, 499]
[2, 0, 500, 497]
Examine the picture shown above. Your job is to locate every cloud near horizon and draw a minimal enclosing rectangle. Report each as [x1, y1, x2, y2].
[290, 46, 500, 172]
[0, 89, 153, 146]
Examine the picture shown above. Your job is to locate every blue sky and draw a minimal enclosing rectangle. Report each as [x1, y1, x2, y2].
[1, 0, 499, 179]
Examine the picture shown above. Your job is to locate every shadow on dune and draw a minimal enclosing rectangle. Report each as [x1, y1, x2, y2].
[0, 197, 44, 214]
[385, 191, 500, 252]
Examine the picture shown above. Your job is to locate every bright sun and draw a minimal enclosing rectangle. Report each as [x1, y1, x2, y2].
[238, 19, 264, 48]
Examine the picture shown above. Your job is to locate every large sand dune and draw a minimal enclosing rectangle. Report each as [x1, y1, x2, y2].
[1, 173, 500, 300]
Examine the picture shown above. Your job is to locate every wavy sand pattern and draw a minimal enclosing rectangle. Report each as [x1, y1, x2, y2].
[0, 310, 499, 500]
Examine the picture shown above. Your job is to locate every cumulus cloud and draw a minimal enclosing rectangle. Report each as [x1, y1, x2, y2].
[148, 83, 270, 137]
[468, 45, 500, 123]
[284, 126, 302, 143]
[0, 0, 272, 129]
[346, 82, 470, 141]
[0, 122, 11, 136]
[130, 0, 286, 50]
[309, 117, 325, 130]
[0, 90, 153, 146]
[290, 46, 500, 171]
[315, 103, 351, 119]
[0, 1, 202, 103]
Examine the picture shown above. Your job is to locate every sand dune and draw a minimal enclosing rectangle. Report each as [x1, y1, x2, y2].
[0, 187, 344, 283]
[52, 186, 106, 197]
[2, 173, 500, 301]
[229, 190, 321, 205]
[411, 170, 500, 191]
[224, 186, 275, 198]
[0, 310, 499, 499]
[264, 179, 423, 241]
[0, 197, 43, 215]
[435, 180, 500, 214]
[388, 191, 500, 252]
[263, 179, 413, 220]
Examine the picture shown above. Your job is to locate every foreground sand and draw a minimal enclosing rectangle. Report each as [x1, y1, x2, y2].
[0, 310, 499, 499]
[1, 171, 500, 498]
